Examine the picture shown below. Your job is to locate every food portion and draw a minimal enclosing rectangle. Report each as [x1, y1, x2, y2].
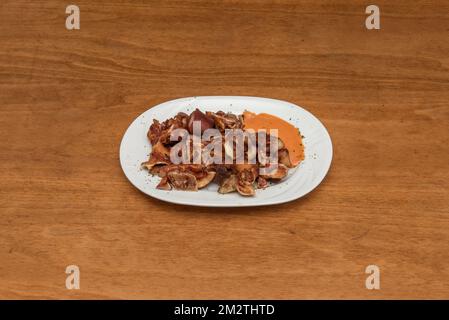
[142, 109, 304, 196]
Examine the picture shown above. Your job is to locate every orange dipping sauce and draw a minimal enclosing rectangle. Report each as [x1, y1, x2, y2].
[243, 111, 304, 166]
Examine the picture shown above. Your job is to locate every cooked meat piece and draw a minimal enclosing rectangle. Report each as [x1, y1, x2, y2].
[158, 112, 189, 145]
[218, 174, 238, 194]
[158, 164, 205, 178]
[235, 164, 258, 181]
[235, 164, 257, 196]
[236, 182, 255, 196]
[197, 171, 216, 189]
[152, 141, 171, 158]
[156, 176, 172, 190]
[158, 164, 213, 191]
[156, 164, 175, 177]
[148, 119, 162, 145]
[142, 158, 166, 171]
[188, 109, 215, 134]
[149, 164, 165, 176]
[214, 164, 232, 184]
[255, 135, 284, 166]
[167, 171, 198, 191]
[257, 176, 268, 189]
[278, 148, 292, 167]
[141, 141, 171, 170]
[207, 111, 243, 132]
[260, 164, 288, 180]
[181, 164, 208, 178]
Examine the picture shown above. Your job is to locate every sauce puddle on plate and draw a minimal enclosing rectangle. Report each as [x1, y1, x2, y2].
[243, 111, 304, 166]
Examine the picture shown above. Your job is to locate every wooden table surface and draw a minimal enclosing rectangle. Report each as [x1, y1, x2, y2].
[1, 0, 449, 299]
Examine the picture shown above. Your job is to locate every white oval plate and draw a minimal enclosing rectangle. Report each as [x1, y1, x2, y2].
[120, 96, 332, 207]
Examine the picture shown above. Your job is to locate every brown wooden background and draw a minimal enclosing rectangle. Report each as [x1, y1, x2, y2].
[1, 0, 448, 299]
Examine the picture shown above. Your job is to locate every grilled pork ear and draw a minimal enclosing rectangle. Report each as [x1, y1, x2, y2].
[197, 172, 216, 189]
[156, 176, 172, 190]
[158, 112, 190, 145]
[141, 141, 171, 170]
[167, 171, 198, 191]
[235, 164, 257, 196]
[148, 164, 165, 176]
[235, 164, 258, 180]
[236, 182, 255, 196]
[141, 158, 166, 171]
[148, 119, 162, 145]
[207, 111, 243, 132]
[218, 174, 238, 194]
[188, 109, 215, 134]
[260, 164, 288, 180]
[278, 148, 292, 168]
[156, 142, 171, 156]
[257, 176, 268, 189]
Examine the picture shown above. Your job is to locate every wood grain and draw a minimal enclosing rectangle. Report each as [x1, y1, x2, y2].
[1, 0, 448, 299]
